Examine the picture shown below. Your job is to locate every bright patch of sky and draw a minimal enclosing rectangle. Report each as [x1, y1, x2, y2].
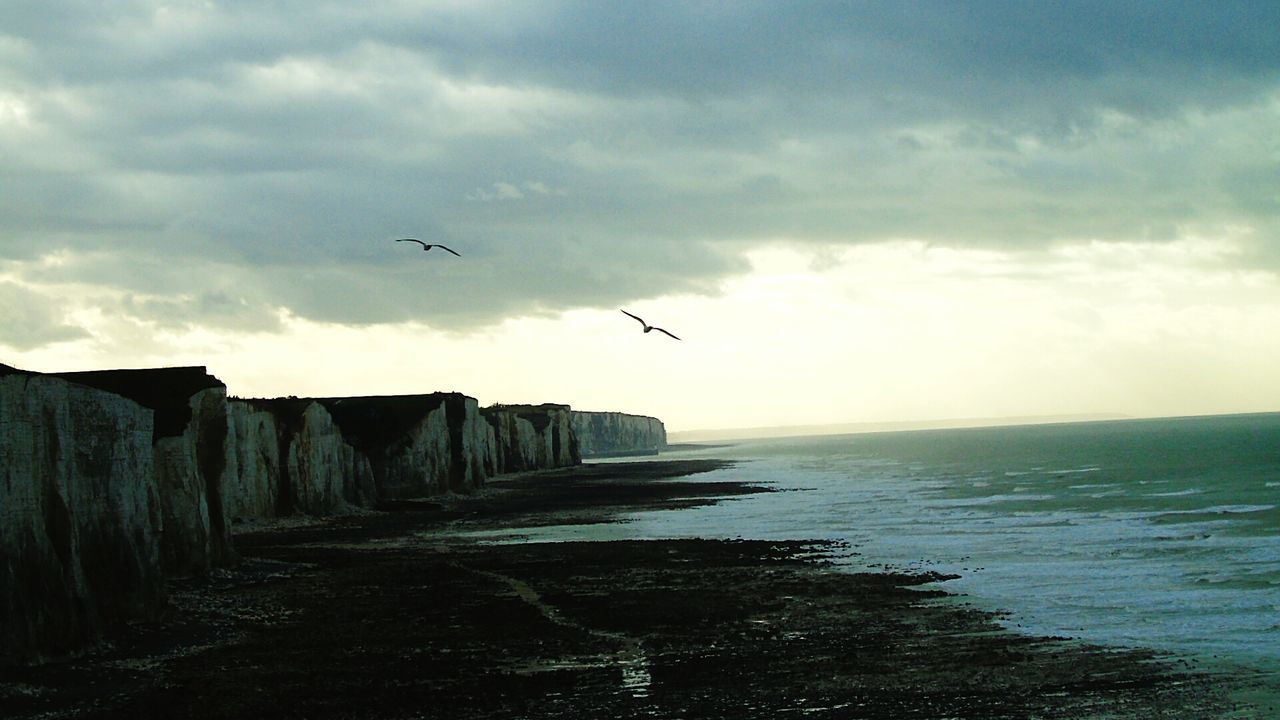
[9, 237, 1278, 431]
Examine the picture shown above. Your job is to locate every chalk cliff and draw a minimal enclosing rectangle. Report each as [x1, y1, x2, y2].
[223, 393, 495, 521]
[222, 400, 283, 522]
[0, 365, 164, 665]
[223, 398, 378, 521]
[3, 358, 654, 664]
[483, 404, 580, 474]
[319, 393, 491, 499]
[570, 410, 667, 457]
[52, 368, 236, 576]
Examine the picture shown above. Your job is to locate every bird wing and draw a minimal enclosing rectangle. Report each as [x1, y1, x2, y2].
[396, 238, 428, 248]
[621, 309, 646, 326]
[655, 327, 681, 341]
[435, 244, 461, 256]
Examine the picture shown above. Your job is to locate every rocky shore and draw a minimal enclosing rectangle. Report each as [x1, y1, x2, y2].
[0, 459, 1249, 719]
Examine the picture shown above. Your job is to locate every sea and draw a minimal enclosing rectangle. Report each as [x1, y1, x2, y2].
[501, 412, 1280, 709]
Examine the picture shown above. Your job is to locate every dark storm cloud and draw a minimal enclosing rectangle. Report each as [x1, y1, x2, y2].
[405, 1, 1280, 121]
[1, 1, 1277, 346]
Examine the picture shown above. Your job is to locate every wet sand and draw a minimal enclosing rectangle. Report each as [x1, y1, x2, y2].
[0, 459, 1252, 718]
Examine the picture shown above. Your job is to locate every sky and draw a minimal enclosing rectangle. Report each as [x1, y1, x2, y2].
[2, 1, 1279, 433]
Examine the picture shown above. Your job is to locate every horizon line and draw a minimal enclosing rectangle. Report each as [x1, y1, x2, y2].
[666, 409, 1280, 443]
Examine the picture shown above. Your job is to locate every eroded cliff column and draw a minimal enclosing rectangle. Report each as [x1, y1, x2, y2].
[223, 400, 282, 523]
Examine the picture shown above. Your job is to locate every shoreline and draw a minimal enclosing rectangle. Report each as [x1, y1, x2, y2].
[0, 459, 1256, 718]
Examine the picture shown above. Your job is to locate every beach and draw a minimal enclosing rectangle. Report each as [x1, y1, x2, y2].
[0, 459, 1243, 719]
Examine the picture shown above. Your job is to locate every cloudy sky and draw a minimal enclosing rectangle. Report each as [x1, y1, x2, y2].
[3, 1, 1278, 433]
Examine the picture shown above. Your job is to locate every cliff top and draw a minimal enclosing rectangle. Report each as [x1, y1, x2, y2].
[325, 393, 477, 453]
[571, 410, 663, 421]
[52, 366, 225, 439]
[0, 362, 32, 377]
[484, 403, 572, 413]
[237, 392, 477, 453]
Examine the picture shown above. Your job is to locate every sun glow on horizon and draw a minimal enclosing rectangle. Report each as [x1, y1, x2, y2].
[7, 234, 1279, 433]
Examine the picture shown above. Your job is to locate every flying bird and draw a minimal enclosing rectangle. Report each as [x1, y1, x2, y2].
[621, 310, 681, 340]
[395, 238, 460, 256]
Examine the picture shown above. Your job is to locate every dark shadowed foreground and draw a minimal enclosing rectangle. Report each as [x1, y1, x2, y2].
[0, 460, 1255, 718]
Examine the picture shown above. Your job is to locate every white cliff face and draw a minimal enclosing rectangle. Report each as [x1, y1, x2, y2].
[286, 402, 357, 515]
[481, 419, 499, 479]
[224, 401, 281, 522]
[35, 368, 236, 576]
[153, 388, 236, 576]
[571, 411, 666, 457]
[487, 411, 540, 474]
[484, 405, 580, 474]
[456, 395, 496, 490]
[2, 366, 608, 665]
[0, 373, 163, 664]
[322, 393, 493, 499]
[225, 399, 378, 521]
[539, 406, 579, 468]
[223, 393, 493, 516]
[372, 400, 452, 499]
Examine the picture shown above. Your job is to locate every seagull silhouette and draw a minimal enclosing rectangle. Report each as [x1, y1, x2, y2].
[395, 238, 461, 256]
[621, 310, 681, 340]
